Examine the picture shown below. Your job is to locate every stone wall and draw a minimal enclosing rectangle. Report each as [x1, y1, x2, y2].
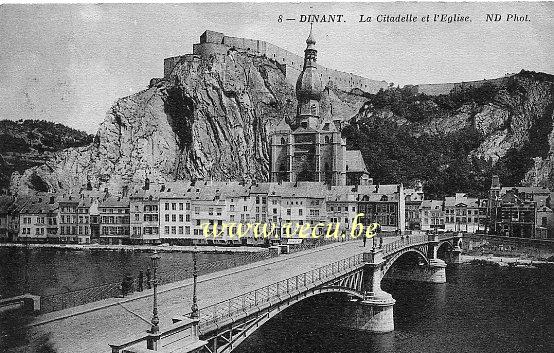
[165, 30, 388, 94]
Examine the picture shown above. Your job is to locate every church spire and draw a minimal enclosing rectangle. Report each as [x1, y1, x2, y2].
[303, 24, 317, 69]
[306, 23, 315, 45]
[295, 25, 323, 128]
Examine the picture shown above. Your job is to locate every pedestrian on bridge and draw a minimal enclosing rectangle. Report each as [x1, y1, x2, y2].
[138, 270, 144, 292]
[363, 233, 367, 247]
[146, 267, 152, 289]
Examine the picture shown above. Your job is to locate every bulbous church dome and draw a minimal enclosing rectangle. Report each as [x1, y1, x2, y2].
[295, 27, 323, 102]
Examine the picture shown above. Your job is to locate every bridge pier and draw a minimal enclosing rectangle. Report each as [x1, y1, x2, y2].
[339, 248, 395, 333]
[450, 233, 464, 264]
[385, 258, 447, 283]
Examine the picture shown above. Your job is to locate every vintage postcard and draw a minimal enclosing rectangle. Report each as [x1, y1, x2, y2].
[0, 2, 552, 353]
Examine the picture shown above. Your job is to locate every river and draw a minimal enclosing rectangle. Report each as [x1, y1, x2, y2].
[0, 247, 236, 299]
[235, 263, 553, 353]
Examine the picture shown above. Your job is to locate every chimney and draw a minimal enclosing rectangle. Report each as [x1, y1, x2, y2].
[374, 183, 379, 193]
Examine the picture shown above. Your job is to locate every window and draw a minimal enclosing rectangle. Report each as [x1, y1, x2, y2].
[171, 203, 176, 211]
[179, 214, 183, 222]
[165, 226, 170, 234]
[165, 214, 170, 222]
[165, 203, 169, 211]
[171, 214, 176, 222]
[179, 203, 183, 211]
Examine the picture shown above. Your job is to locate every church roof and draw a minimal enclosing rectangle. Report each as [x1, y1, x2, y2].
[345, 150, 368, 173]
[292, 126, 319, 134]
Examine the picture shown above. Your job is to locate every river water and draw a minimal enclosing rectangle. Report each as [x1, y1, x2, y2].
[235, 264, 553, 353]
[0, 247, 235, 299]
[1, 249, 553, 352]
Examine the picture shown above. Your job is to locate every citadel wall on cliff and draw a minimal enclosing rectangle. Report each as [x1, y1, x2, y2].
[164, 30, 389, 94]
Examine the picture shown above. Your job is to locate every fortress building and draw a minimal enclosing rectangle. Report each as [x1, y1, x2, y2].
[163, 30, 388, 93]
[270, 28, 370, 186]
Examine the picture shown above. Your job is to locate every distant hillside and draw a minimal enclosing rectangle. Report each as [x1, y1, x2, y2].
[344, 70, 554, 199]
[0, 120, 93, 153]
[0, 120, 93, 192]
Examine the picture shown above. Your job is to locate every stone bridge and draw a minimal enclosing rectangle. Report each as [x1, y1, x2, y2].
[110, 233, 462, 353]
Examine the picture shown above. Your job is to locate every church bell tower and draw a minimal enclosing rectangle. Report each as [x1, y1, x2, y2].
[295, 25, 323, 129]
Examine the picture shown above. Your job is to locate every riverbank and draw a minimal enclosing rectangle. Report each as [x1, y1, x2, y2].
[461, 254, 553, 267]
[0, 242, 265, 254]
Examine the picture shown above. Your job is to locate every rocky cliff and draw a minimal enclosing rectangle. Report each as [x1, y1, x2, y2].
[0, 120, 93, 193]
[344, 70, 554, 198]
[9, 49, 366, 194]
[7, 49, 554, 197]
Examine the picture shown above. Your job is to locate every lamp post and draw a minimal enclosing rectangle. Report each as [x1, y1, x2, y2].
[150, 251, 161, 335]
[278, 216, 283, 244]
[190, 246, 199, 319]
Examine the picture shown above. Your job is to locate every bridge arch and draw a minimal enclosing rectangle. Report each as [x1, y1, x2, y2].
[201, 285, 364, 353]
[382, 248, 430, 278]
[436, 241, 453, 261]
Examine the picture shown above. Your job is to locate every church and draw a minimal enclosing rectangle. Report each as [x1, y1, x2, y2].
[270, 28, 370, 186]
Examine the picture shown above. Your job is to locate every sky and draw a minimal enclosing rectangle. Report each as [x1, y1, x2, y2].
[0, 2, 552, 133]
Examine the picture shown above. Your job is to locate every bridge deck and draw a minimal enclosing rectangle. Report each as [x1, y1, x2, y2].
[29, 239, 394, 353]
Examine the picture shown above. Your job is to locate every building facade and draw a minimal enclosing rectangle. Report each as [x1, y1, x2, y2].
[270, 29, 370, 187]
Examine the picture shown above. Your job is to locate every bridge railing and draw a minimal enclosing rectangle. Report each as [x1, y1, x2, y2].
[381, 234, 427, 256]
[190, 252, 365, 328]
[186, 234, 457, 329]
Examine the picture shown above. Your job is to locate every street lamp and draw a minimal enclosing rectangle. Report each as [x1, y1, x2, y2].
[190, 246, 199, 319]
[150, 251, 161, 335]
[278, 216, 282, 244]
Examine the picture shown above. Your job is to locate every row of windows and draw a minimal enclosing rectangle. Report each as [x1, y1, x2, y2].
[101, 226, 130, 236]
[100, 208, 129, 214]
[21, 228, 41, 235]
[164, 202, 191, 211]
[133, 205, 159, 212]
[164, 214, 191, 222]
[132, 227, 159, 235]
[164, 225, 191, 235]
[60, 215, 89, 224]
[445, 217, 482, 224]
[328, 206, 356, 212]
[60, 226, 89, 235]
[134, 214, 159, 222]
[101, 216, 130, 224]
